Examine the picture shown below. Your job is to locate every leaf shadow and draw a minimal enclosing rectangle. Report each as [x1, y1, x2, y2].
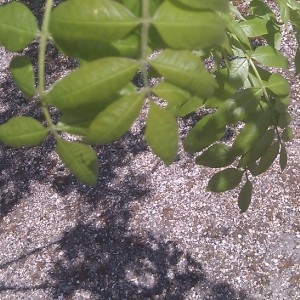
[47, 176, 251, 300]
[51, 223, 205, 299]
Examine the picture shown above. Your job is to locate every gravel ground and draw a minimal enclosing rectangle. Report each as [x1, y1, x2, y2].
[0, 1, 299, 299]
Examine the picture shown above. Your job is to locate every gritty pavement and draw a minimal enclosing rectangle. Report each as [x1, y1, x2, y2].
[0, 1, 299, 299]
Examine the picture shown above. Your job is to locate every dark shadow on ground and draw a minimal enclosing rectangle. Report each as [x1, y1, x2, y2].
[50, 224, 251, 300]
[0, 149, 252, 299]
[52, 224, 206, 299]
[0, 183, 252, 300]
[48, 173, 250, 300]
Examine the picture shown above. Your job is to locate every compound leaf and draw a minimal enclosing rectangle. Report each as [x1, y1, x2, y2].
[56, 138, 99, 186]
[0, 116, 47, 148]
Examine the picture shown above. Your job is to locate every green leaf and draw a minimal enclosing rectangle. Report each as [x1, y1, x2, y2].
[207, 168, 243, 193]
[226, 16, 250, 47]
[196, 144, 236, 168]
[250, 0, 275, 19]
[0, 116, 47, 148]
[116, 0, 163, 17]
[251, 46, 288, 69]
[152, 82, 204, 117]
[184, 114, 226, 153]
[263, 21, 282, 50]
[10, 56, 35, 98]
[277, 112, 291, 129]
[274, 95, 290, 113]
[46, 57, 139, 110]
[56, 138, 99, 186]
[152, 1, 226, 50]
[206, 55, 250, 107]
[0, 2, 38, 51]
[232, 113, 271, 155]
[57, 83, 137, 135]
[295, 47, 300, 75]
[85, 92, 144, 144]
[238, 180, 253, 213]
[281, 127, 293, 142]
[287, 0, 300, 10]
[145, 101, 178, 165]
[216, 89, 261, 124]
[172, 0, 229, 12]
[267, 73, 290, 96]
[173, 97, 203, 117]
[111, 34, 140, 59]
[238, 128, 275, 167]
[253, 141, 280, 175]
[49, 0, 139, 45]
[277, 1, 290, 25]
[240, 17, 269, 37]
[57, 96, 118, 136]
[53, 34, 140, 61]
[152, 81, 190, 107]
[227, 51, 249, 85]
[279, 144, 288, 171]
[247, 65, 272, 88]
[150, 49, 217, 98]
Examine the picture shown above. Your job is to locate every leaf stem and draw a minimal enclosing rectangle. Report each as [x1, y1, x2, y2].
[246, 54, 281, 141]
[247, 56, 270, 102]
[233, 34, 283, 143]
[38, 0, 58, 136]
[140, 0, 151, 96]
